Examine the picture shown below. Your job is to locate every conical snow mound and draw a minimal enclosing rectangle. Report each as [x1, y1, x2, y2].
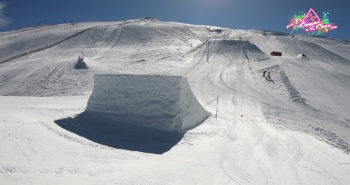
[75, 57, 88, 69]
[86, 74, 210, 133]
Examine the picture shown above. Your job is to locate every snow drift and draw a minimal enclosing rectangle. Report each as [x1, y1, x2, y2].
[86, 74, 210, 133]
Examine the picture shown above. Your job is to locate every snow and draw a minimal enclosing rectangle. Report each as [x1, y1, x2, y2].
[85, 74, 209, 133]
[297, 53, 307, 58]
[0, 19, 350, 184]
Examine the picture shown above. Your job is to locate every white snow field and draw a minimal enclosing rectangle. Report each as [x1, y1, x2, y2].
[0, 18, 350, 184]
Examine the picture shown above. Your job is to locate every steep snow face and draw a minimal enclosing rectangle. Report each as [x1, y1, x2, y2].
[85, 74, 209, 133]
[0, 19, 350, 184]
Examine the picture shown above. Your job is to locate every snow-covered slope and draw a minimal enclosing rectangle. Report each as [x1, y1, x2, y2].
[0, 18, 349, 184]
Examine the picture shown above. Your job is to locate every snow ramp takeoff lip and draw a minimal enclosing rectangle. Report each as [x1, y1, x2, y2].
[87, 74, 210, 133]
[207, 40, 269, 61]
[56, 74, 210, 154]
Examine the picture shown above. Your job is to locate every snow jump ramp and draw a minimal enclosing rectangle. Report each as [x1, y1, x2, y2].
[56, 74, 210, 154]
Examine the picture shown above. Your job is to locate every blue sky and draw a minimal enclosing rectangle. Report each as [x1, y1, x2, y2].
[0, 0, 349, 40]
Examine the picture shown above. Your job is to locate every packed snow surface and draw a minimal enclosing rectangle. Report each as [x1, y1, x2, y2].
[85, 74, 209, 133]
[0, 18, 350, 184]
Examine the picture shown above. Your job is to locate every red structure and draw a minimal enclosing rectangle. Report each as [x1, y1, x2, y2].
[270, 51, 282, 56]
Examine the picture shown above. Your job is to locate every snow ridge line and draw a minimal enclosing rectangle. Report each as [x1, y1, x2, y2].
[0, 24, 61, 37]
[0, 27, 95, 64]
[300, 40, 350, 64]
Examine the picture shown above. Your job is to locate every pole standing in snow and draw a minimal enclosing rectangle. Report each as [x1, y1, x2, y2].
[267, 104, 270, 124]
[215, 96, 219, 120]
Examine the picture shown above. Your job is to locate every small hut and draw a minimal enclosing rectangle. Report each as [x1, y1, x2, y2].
[270, 51, 282, 56]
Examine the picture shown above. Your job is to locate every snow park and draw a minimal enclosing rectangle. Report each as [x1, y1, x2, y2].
[0, 1, 349, 185]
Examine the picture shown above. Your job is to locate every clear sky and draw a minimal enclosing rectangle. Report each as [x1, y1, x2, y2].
[0, 0, 349, 40]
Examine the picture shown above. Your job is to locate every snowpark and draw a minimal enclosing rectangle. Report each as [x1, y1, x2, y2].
[0, 18, 350, 184]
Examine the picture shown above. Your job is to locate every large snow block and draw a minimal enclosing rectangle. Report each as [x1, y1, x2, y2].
[86, 74, 210, 133]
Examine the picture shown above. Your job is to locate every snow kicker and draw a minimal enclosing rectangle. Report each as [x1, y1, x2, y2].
[86, 74, 210, 133]
[56, 74, 210, 153]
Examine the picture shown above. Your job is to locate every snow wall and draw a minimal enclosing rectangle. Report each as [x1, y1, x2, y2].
[86, 74, 210, 134]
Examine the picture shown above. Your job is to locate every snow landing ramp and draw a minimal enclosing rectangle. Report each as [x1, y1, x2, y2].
[56, 74, 209, 154]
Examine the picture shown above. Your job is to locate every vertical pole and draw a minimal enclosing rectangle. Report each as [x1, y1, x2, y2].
[267, 104, 270, 124]
[215, 96, 219, 120]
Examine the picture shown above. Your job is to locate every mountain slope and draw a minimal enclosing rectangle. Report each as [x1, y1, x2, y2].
[0, 19, 349, 185]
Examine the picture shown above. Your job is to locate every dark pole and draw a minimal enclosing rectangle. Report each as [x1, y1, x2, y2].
[216, 96, 219, 120]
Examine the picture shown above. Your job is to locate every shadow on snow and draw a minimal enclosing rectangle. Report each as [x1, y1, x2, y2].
[55, 111, 183, 154]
